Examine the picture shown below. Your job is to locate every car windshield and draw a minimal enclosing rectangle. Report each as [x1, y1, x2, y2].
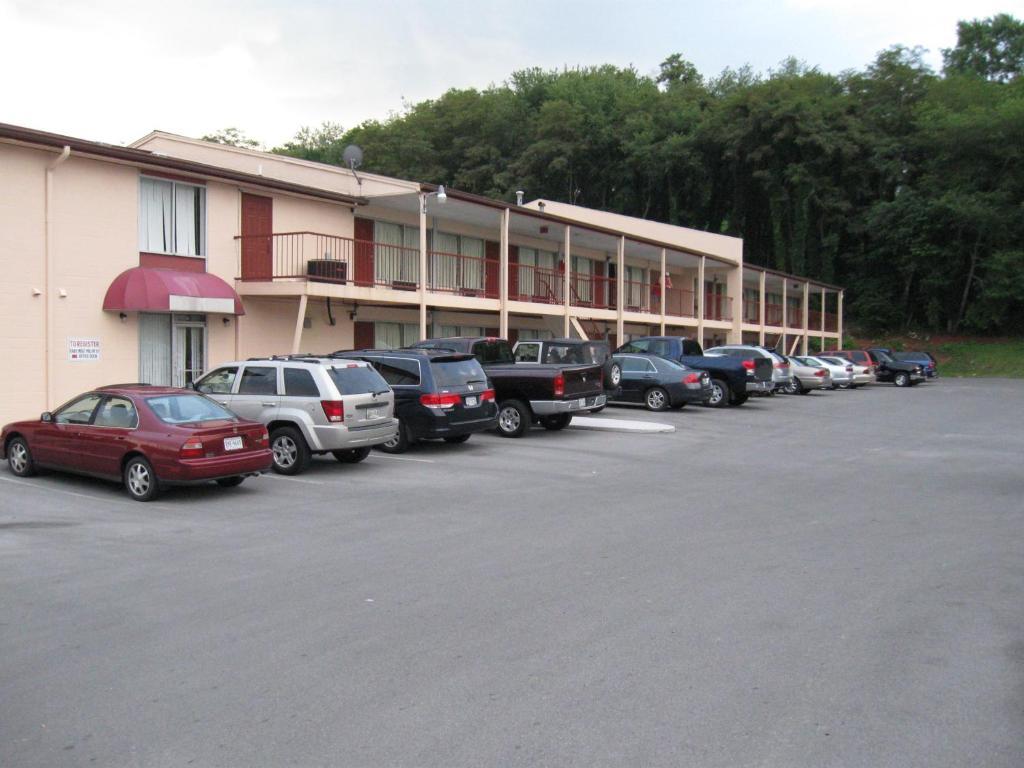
[328, 365, 390, 395]
[431, 358, 488, 388]
[146, 394, 236, 425]
[873, 349, 894, 362]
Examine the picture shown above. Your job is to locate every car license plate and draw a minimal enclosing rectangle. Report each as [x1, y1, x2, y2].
[578, 397, 587, 407]
[366, 407, 383, 420]
[465, 396, 478, 407]
[223, 436, 243, 451]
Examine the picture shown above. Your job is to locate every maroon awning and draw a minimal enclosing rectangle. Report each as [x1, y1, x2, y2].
[102, 267, 244, 315]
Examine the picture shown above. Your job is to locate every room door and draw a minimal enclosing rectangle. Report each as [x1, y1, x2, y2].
[172, 318, 206, 388]
[241, 193, 273, 280]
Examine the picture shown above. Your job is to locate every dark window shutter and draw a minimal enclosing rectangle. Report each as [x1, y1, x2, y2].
[354, 321, 375, 349]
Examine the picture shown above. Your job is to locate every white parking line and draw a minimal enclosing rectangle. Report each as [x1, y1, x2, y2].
[258, 474, 330, 485]
[368, 454, 435, 464]
[0, 474, 143, 506]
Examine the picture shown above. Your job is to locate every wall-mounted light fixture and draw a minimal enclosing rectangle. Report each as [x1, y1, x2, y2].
[222, 317, 231, 327]
[32, 288, 42, 296]
[119, 312, 128, 322]
[421, 185, 447, 214]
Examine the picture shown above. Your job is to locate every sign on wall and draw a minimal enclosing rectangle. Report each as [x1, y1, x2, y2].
[68, 337, 101, 362]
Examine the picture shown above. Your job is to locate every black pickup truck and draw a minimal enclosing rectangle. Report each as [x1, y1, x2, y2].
[412, 337, 606, 437]
[615, 336, 773, 407]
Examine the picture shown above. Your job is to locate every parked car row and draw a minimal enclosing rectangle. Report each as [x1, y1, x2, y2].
[0, 336, 934, 501]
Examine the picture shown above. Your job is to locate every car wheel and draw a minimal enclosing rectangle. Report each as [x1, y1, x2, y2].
[705, 379, 730, 408]
[6, 437, 36, 477]
[270, 426, 311, 475]
[377, 421, 409, 454]
[216, 476, 245, 488]
[894, 372, 910, 387]
[784, 378, 799, 395]
[443, 434, 471, 444]
[496, 399, 530, 438]
[645, 387, 670, 411]
[333, 447, 371, 464]
[540, 414, 572, 430]
[729, 393, 749, 406]
[607, 362, 622, 388]
[124, 456, 160, 502]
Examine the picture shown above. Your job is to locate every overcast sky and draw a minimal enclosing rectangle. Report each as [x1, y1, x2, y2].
[1, 0, 1019, 148]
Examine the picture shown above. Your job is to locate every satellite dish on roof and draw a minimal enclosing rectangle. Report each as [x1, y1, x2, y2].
[342, 144, 363, 170]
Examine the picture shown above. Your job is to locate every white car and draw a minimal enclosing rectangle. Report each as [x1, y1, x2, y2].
[811, 356, 855, 389]
[849, 361, 876, 387]
[784, 356, 832, 393]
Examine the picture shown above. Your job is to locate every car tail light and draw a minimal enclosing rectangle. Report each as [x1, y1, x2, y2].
[683, 373, 701, 384]
[255, 428, 269, 446]
[741, 359, 755, 370]
[553, 373, 565, 397]
[481, 389, 496, 402]
[814, 369, 827, 377]
[180, 438, 204, 459]
[420, 393, 461, 409]
[321, 400, 345, 422]
[775, 361, 789, 369]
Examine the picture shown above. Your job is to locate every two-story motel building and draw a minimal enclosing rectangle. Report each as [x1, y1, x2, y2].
[0, 122, 843, 426]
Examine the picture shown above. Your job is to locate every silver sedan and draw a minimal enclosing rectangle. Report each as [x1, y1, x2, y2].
[784, 356, 832, 394]
[806, 356, 854, 389]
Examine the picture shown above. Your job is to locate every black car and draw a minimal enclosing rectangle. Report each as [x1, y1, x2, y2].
[610, 353, 712, 410]
[332, 348, 498, 452]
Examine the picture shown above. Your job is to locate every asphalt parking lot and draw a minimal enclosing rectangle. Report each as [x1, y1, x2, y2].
[1, 378, 1023, 768]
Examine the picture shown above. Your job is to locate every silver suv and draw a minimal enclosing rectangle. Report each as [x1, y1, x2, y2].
[194, 356, 398, 474]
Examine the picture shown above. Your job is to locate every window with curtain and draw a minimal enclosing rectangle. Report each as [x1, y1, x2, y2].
[625, 266, 645, 309]
[374, 221, 419, 284]
[374, 322, 419, 349]
[139, 177, 205, 256]
[435, 325, 484, 338]
[572, 256, 593, 303]
[517, 247, 557, 298]
[517, 328, 554, 340]
[430, 232, 484, 292]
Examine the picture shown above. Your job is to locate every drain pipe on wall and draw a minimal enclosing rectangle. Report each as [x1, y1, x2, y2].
[44, 145, 71, 410]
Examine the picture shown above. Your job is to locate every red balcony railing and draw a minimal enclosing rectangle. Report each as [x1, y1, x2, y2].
[654, 288, 696, 318]
[764, 303, 784, 326]
[704, 294, 732, 321]
[825, 312, 838, 332]
[622, 280, 651, 313]
[510, 263, 562, 304]
[427, 250, 499, 299]
[808, 309, 822, 329]
[787, 307, 803, 327]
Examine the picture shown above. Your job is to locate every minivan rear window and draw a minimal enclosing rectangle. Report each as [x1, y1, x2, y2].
[431, 358, 488, 388]
[328, 365, 390, 395]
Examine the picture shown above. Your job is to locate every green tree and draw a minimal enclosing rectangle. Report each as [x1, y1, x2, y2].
[943, 13, 1024, 82]
[200, 127, 262, 149]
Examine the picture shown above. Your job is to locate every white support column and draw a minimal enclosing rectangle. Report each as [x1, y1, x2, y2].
[801, 282, 810, 355]
[563, 225, 572, 337]
[758, 270, 766, 346]
[659, 248, 667, 335]
[837, 290, 844, 344]
[615, 237, 625, 343]
[499, 208, 509, 339]
[820, 286, 826, 351]
[418, 194, 428, 340]
[291, 293, 308, 354]
[697, 255, 706, 345]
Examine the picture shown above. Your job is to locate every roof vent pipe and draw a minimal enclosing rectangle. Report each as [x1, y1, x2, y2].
[537, 201, 545, 212]
[515, 190, 524, 206]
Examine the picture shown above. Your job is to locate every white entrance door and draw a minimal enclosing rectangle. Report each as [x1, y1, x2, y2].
[172, 319, 206, 388]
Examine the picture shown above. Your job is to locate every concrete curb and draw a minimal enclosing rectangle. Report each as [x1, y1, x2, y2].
[568, 416, 676, 434]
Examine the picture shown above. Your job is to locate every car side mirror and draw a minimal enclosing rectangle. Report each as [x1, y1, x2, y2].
[187, 381, 197, 390]
[41, 411, 53, 423]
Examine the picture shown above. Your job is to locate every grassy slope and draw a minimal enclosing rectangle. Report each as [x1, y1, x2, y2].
[851, 335, 1024, 378]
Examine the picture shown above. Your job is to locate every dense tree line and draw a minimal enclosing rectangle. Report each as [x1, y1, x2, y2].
[264, 15, 1024, 334]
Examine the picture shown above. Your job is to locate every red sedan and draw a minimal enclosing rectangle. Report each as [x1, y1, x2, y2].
[1, 385, 272, 502]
